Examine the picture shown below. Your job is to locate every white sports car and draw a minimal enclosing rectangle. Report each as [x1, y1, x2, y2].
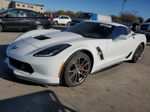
[6, 21, 146, 87]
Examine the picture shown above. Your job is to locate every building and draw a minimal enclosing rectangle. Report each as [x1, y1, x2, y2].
[0, 0, 10, 10]
[0, 0, 44, 13]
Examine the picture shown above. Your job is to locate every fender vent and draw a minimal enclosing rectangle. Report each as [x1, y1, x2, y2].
[126, 52, 132, 59]
[33, 35, 51, 40]
[96, 47, 104, 60]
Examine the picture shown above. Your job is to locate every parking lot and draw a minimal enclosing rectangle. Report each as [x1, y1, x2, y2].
[0, 31, 150, 112]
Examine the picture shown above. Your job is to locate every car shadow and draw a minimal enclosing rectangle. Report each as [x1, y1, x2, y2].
[0, 90, 77, 112]
[0, 44, 45, 86]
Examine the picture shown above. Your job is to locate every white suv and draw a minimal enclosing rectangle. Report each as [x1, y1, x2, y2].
[53, 15, 71, 26]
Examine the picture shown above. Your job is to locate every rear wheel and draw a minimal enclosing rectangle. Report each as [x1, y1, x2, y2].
[63, 52, 91, 87]
[67, 22, 71, 26]
[131, 44, 144, 63]
[0, 24, 3, 32]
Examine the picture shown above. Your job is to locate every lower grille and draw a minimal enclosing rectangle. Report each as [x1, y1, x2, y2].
[9, 58, 34, 74]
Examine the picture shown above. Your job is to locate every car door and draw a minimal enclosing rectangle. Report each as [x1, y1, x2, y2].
[63, 16, 70, 24]
[58, 16, 65, 24]
[2, 9, 22, 30]
[21, 10, 38, 29]
[105, 26, 134, 66]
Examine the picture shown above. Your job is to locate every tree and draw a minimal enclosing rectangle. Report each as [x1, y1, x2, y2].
[111, 11, 144, 24]
[44, 10, 82, 18]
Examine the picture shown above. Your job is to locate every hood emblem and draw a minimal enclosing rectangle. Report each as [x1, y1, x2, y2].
[12, 45, 19, 50]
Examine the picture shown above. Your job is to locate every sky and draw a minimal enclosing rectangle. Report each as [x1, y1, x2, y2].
[14, 0, 150, 20]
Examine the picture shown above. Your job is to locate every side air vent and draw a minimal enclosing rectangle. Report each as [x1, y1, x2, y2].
[126, 52, 132, 59]
[33, 35, 51, 40]
[96, 47, 104, 60]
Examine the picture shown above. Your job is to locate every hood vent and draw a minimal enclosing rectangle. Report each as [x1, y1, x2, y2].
[33, 35, 51, 40]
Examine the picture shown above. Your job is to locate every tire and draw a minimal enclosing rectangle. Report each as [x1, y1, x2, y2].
[63, 52, 91, 87]
[0, 24, 3, 32]
[131, 44, 144, 63]
[36, 25, 44, 30]
[54, 21, 58, 25]
[67, 22, 71, 26]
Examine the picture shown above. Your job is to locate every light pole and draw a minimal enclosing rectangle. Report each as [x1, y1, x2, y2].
[121, 0, 127, 15]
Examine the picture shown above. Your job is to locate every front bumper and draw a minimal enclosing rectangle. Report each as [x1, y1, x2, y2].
[5, 56, 60, 85]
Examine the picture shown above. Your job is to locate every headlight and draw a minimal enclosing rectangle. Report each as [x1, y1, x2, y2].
[33, 44, 71, 57]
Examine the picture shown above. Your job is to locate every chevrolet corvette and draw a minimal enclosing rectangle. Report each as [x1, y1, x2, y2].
[6, 21, 147, 86]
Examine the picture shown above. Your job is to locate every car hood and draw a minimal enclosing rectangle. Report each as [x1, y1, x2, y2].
[22, 31, 84, 48]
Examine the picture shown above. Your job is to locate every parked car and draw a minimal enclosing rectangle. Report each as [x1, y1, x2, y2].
[52, 15, 72, 26]
[71, 12, 112, 25]
[6, 21, 146, 87]
[0, 8, 51, 32]
[136, 18, 150, 37]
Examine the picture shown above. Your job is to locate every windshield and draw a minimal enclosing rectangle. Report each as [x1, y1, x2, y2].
[65, 22, 114, 39]
[145, 18, 150, 22]
[0, 9, 12, 14]
[77, 13, 92, 19]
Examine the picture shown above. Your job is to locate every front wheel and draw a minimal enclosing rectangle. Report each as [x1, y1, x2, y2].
[36, 25, 44, 30]
[63, 52, 91, 87]
[131, 44, 144, 63]
[54, 21, 58, 25]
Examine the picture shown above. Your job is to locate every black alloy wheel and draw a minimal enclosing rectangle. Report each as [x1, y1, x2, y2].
[63, 52, 91, 87]
[131, 44, 144, 63]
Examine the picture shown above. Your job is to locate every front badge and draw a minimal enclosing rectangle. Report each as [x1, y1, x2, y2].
[12, 45, 19, 50]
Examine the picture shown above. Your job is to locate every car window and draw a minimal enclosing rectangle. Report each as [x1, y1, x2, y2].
[26, 11, 37, 17]
[0, 9, 13, 14]
[36, 12, 43, 17]
[77, 13, 92, 19]
[18, 10, 27, 17]
[0, 13, 7, 17]
[64, 16, 69, 19]
[110, 26, 127, 40]
[60, 16, 65, 19]
[65, 22, 114, 39]
[6, 10, 20, 17]
[126, 27, 131, 34]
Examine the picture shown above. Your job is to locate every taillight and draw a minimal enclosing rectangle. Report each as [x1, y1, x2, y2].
[48, 18, 51, 22]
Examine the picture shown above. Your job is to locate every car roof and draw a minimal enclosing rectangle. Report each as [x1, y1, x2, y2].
[1, 8, 37, 13]
[85, 20, 127, 27]
[59, 15, 70, 17]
